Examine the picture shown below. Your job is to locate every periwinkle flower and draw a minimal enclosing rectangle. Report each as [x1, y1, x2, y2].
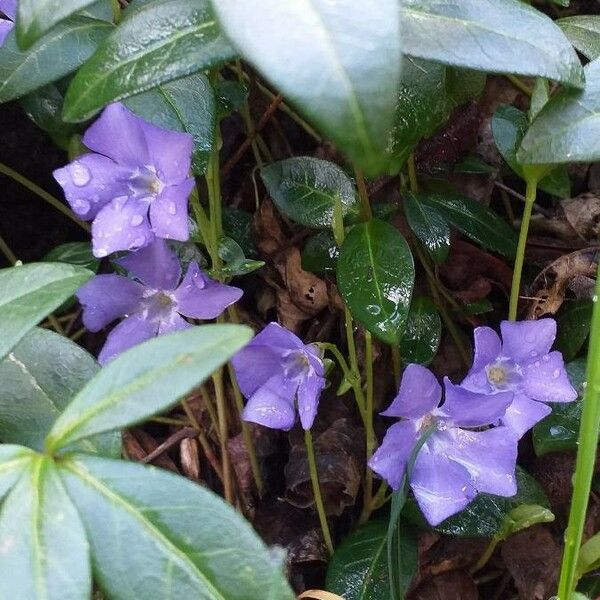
[77, 239, 242, 364]
[461, 319, 577, 438]
[0, 0, 16, 45]
[369, 364, 518, 526]
[231, 323, 326, 431]
[53, 103, 194, 258]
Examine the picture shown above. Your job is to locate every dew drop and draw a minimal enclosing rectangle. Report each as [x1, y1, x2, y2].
[366, 304, 381, 315]
[552, 369, 561, 379]
[167, 201, 177, 215]
[70, 162, 91, 186]
[96, 248, 108, 258]
[112, 195, 128, 210]
[130, 214, 144, 227]
[529, 350, 538, 358]
[133, 236, 146, 247]
[72, 198, 90, 214]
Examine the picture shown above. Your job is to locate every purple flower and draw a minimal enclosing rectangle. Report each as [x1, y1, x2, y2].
[53, 103, 194, 258]
[231, 323, 326, 431]
[368, 364, 517, 525]
[0, 0, 16, 45]
[77, 239, 242, 364]
[461, 319, 577, 438]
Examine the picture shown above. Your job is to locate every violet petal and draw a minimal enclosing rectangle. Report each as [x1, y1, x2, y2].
[297, 374, 326, 430]
[500, 318, 556, 364]
[243, 373, 298, 431]
[470, 326, 502, 373]
[98, 313, 158, 364]
[503, 392, 553, 438]
[522, 351, 578, 403]
[149, 178, 194, 241]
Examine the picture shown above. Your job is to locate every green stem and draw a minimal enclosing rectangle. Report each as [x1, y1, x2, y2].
[363, 331, 375, 514]
[557, 269, 600, 598]
[206, 137, 223, 272]
[0, 162, 90, 233]
[354, 167, 373, 221]
[304, 429, 334, 555]
[509, 178, 537, 321]
[506, 74, 533, 97]
[407, 154, 419, 193]
[0, 232, 17, 265]
[212, 369, 234, 503]
[190, 185, 218, 266]
[471, 536, 500, 574]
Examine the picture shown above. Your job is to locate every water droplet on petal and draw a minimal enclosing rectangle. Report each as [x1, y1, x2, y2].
[529, 350, 538, 358]
[96, 248, 108, 258]
[112, 195, 128, 210]
[133, 236, 146, 247]
[72, 198, 90, 214]
[553, 369, 561, 379]
[167, 201, 177, 215]
[70, 162, 91, 186]
[542, 354, 550, 362]
[130, 214, 144, 227]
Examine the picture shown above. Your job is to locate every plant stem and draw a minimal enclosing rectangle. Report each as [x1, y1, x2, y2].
[0, 232, 17, 265]
[557, 269, 600, 598]
[506, 74, 533, 97]
[212, 369, 233, 503]
[304, 429, 334, 555]
[391, 346, 402, 385]
[206, 138, 223, 271]
[407, 154, 419, 193]
[0, 162, 90, 233]
[354, 167, 373, 221]
[471, 536, 501, 574]
[509, 177, 537, 321]
[363, 331, 375, 514]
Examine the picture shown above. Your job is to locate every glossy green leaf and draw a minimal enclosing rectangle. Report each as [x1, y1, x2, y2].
[214, 0, 402, 177]
[494, 504, 555, 542]
[214, 79, 248, 118]
[0, 445, 35, 501]
[0, 262, 92, 362]
[445, 67, 486, 109]
[302, 231, 339, 275]
[530, 78, 550, 122]
[0, 328, 120, 456]
[400, 297, 441, 365]
[326, 520, 417, 600]
[59, 454, 295, 600]
[518, 59, 600, 164]
[43, 241, 100, 272]
[558, 16, 600, 61]
[411, 191, 518, 258]
[63, 0, 235, 122]
[217, 237, 264, 277]
[0, 455, 91, 600]
[123, 73, 216, 176]
[556, 301, 593, 361]
[46, 324, 252, 451]
[222, 207, 256, 257]
[400, 0, 584, 87]
[16, 0, 98, 49]
[261, 157, 360, 229]
[403, 191, 450, 264]
[337, 219, 414, 345]
[0, 15, 112, 103]
[533, 359, 585, 456]
[491, 105, 570, 198]
[577, 531, 600, 580]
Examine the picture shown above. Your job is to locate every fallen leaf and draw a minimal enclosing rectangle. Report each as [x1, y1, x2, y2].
[409, 570, 478, 600]
[562, 193, 600, 241]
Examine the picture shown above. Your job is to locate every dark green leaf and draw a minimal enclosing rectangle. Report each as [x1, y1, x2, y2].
[0, 15, 112, 103]
[0, 328, 120, 456]
[43, 241, 99, 272]
[46, 324, 252, 452]
[0, 456, 91, 600]
[0, 262, 92, 362]
[412, 191, 518, 258]
[533, 359, 586, 456]
[261, 157, 360, 229]
[59, 454, 295, 599]
[214, 79, 248, 118]
[63, 0, 235, 122]
[0, 445, 35, 501]
[400, 0, 584, 87]
[302, 231, 339, 274]
[454, 155, 496, 174]
[214, 0, 402, 177]
[222, 207, 256, 257]
[518, 59, 600, 164]
[403, 191, 450, 264]
[400, 297, 441, 365]
[556, 301, 593, 361]
[217, 237, 264, 277]
[445, 67, 486, 108]
[577, 531, 600, 580]
[337, 219, 414, 345]
[494, 504, 555, 542]
[530, 78, 550, 122]
[558, 16, 600, 61]
[123, 73, 216, 176]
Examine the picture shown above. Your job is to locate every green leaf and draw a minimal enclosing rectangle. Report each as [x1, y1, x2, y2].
[16, 0, 98, 49]
[530, 78, 550, 122]
[491, 105, 570, 197]
[217, 237, 264, 277]
[213, 0, 402, 177]
[43, 241, 100, 272]
[400, 0, 584, 88]
[0, 15, 112, 103]
[533, 359, 586, 456]
[578, 531, 600, 580]
[59, 454, 295, 600]
[337, 219, 414, 345]
[399, 297, 441, 365]
[0, 262, 92, 362]
[0, 445, 35, 501]
[556, 301, 593, 361]
[302, 231, 339, 275]
[445, 67, 487, 109]
[403, 191, 450, 264]
[411, 191, 518, 258]
[558, 16, 600, 61]
[123, 73, 216, 176]
[0, 328, 120, 456]
[261, 157, 360, 229]
[63, 0, 235, 122]
[0, 455, 91, 600]
[222, 207, 256, 257]
[494, 504, 555, 542]
[46, 324, 252, 452]
[325, 520, 417, 600]
[518, 59, 600, 164]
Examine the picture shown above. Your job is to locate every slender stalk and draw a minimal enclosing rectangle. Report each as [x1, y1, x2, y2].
[0, 232, 17, 265]
[206, 139, 223, 271]
[391, 346, 402, 385]
[506, 74, 533, 97]
[212, 370, 233, 503]
[0, 162, 90, 232]
[354, 167, 373, 221]
[234, 60, 264, 169]
[509, 178, 537, 321]
[363, 331, 375, 513]
[305, 429, 334, 555]
[407, 154, 419, 193]
[190, 185, 218, 266]
[471, 537, 500, 574]
[557, 269, 600, 598]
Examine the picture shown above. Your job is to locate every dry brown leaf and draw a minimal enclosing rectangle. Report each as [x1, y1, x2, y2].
[562, 192, 600, 241]
[180, 437, 200, 481]
[409, 570, 478, 600]
[298, 591, 344, 600]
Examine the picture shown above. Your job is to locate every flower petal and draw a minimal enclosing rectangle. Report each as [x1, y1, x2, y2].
[297, 374, 325, 430]
[92, 196, 153, 257]
[116, 238, 181, 290]
[53, 154, 130, 220]
[173, 262, 242, 320]
[500, 318, 556, 364]
[502, 392, 552, 438]
[0, 18, 13, 45]
[157, 311, 191, 335]
[0, 0, 16, 19]
[470, 326, 502, 373]
[411, 447, 476, 526]
[368, 420, 420, 491]
[149, 179, 194, 241]
[232, 344, 286, 400]
[381, 364, 441, 419]
[242, 373, 298, 431]
[83, 103, 149, 168]
[251, 322, 304, 352]
[522, 351, 578, 403]
[439, 378, 513, 427]
[98, 313, 158, 364]
[76, 274, 144, 332]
